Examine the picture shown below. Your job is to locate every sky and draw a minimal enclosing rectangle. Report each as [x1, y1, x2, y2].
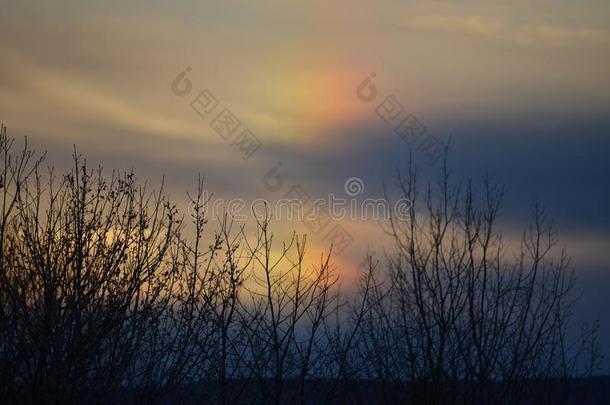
[1, 0, 609, 355]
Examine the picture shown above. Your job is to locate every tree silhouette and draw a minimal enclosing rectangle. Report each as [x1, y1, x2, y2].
[0, 126, 602, 404]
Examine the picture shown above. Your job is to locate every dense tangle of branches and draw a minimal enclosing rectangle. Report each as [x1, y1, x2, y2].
[0, 126, 600, 404]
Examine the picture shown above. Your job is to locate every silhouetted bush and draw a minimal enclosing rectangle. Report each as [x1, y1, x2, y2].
[0, 126, 602, 404]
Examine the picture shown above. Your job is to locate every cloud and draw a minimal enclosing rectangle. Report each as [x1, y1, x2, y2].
[516, 24, 610, 46]
[405, 13, 610, 47]
[406, 14, 503, 36]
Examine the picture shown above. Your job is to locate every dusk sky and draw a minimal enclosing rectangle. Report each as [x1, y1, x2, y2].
[1, 1, 609, 354]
